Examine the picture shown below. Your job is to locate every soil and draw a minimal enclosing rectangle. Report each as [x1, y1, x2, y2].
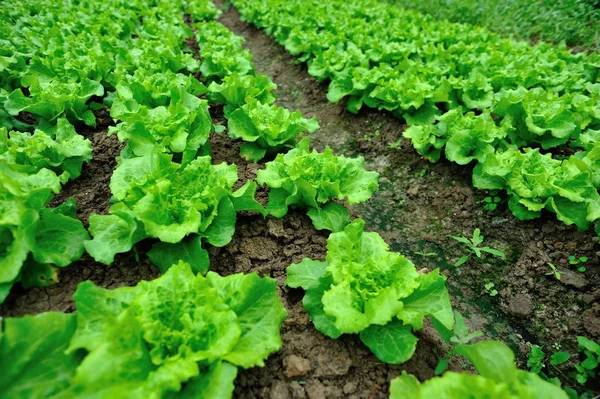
[2, 1, 600, 398]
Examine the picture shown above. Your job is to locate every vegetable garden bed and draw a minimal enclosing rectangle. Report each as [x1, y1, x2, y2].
[2, 0, 599, 398]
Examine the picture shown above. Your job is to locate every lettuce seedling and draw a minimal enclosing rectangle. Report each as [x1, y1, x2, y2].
[257, 138, 379, 232]
[286, 219, 453, 364]
[390, 341, 568, 398]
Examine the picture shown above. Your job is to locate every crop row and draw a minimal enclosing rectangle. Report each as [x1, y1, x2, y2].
[0, 0, 579, 397]
[231, 0, 600, 241]
[390, 0, 600, 49]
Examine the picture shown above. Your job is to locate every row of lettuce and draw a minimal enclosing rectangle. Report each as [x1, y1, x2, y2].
[390, 0, 600, 49]
[0, 0, 579, 398]
[231, 0, 600, 241]
[0, 0, 219, 302]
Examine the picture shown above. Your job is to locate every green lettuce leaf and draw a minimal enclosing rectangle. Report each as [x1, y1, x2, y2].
[257, 138, 379, 220]
[390, 341, 568, 399]
[65, 261, 285, 397]
[207, 72, 277, 117]
[0, 118, 92, 184]
[0, 312, 80, 399]
[195, 21, 254, 79]
[228, 98, 319, 161]
[0, 168, 87, 299]
[286, 219, 453, 363]
[147, 236, 210, 275]
[109, 94, 212, 158]
[86, 152, 259, 265]
[5, 77, 103, 127]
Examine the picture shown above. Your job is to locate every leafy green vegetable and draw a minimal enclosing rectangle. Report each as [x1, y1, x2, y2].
[207, 72, 277, 117]
[109, 86, 212, 162]
[0, 262, 286, 398]
[63, 261, 286, 398]
[1, 118, 92, 184]
[474, 148, 600, 230]
[286, 219, 453, 364]
[390, 341, 569, 399]
[0, 167, 88, 302]
[0, 312, 81, 399]
[111, 71, 207, 112]
[228, 98, 319, 161]
[188, 0, 221, 21]
[5, 77, 104, 127]
[257, 138, 378, 231]
[195, 21, 254, 79]
[85, 152, 263, 266]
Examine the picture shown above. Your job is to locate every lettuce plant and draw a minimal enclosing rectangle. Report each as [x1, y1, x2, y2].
[0, 118, 92, 184]
[84, 151, 265, 269]
[0, 168, 89, 304]
[207, 72, 277, 117]
[390, 341, 568, 399]
[188, 0, 221, 22]
[195, 21, 254, 79]
[494, 87, 579, 149]
[228, 98, 319, 161]
[403, 109, 508, 164]
[111, 71, 207, 111]
[4, 76, 104, 127]
[473, 148, 600, 229]
[256, 139, 379, 232]
[286, 219, 454, 364]
[0, 262, 287, 399]
[109, 74, 212, 162]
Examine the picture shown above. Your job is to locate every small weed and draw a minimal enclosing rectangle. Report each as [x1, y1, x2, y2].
[432, 311, 483, 375]
[574, 336, 600, 385]
[484, 282, 498, 296]
[414, 251, 437, 257]
[477, 195, 502, 211]
[387, 139, 402, 149]
[419, 168, 427, 177]
[545, 263, 564, 280]
[569, 255, 588, 272]
[527, 344, 546, 374]
[526, 344, 569, 386]
[363, 129, 381, 143]
[448, 228, 505, 266]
